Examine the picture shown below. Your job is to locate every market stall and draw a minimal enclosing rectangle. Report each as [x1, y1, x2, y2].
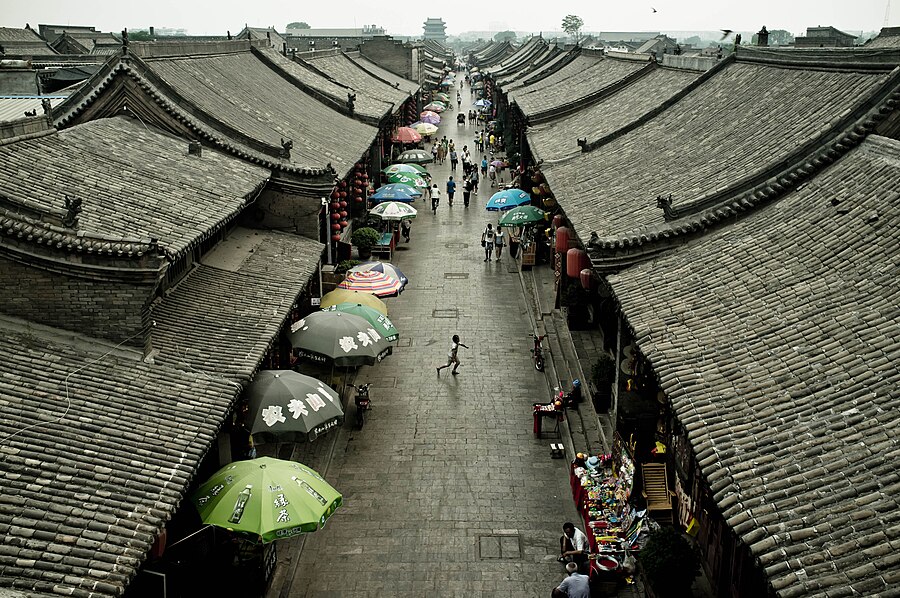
[570, 434, 655, 587]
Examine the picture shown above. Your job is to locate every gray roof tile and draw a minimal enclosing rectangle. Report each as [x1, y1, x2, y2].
[608, 135, 900, 596]
[0, 325, 239, 598]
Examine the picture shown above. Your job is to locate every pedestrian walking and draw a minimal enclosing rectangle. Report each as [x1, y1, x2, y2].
[446, 176, 456, 206]
[436, 144, 445, 165]
[431, 184, 441, 215]
[480, 155, 488, 177]
[481, 223, 495, 261]
[450, 149, 458, 171]
[462, 177, 472, 207]
[436, 334, 469, 376]
[488, 163, 497, 187]
[494, 226, 505, 261]
[471, 166, 479, 189]
[431, 143, 438, 163]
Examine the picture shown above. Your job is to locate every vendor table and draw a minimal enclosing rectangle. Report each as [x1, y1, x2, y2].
[533, 402, 562, 437]
[371, 232, 395, 259]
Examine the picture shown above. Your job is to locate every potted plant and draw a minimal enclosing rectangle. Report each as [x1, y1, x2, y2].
[591, 353, 616, 412]
[350, 227, 380, 260]
[639, 527, 700, 597]
[335, 259, 361, 275]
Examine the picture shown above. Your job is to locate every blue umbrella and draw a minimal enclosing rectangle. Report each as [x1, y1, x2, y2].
[485, 189, 531, 211]
[474, 99, 492, 108]
[370, 184, 421, 203]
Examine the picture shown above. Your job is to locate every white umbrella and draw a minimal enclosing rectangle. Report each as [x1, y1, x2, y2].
[370, 201, 418, 221]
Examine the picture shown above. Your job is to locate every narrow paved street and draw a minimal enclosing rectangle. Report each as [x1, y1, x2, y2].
[267, 85, 582, 597]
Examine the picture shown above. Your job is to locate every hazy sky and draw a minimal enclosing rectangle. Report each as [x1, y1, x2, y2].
[3, 0, 893, 37]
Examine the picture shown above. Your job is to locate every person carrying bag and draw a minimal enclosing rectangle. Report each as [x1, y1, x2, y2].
[481, 224, 495, 262]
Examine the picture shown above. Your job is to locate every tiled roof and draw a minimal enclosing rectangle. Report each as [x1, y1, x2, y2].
[346, 53, 419, 95]
[499, 48, 576, 91]
[608, 135, 900, 597]
[150, 227, 323, 383]
[496, 45, 566, 88]
[0, 27, 56, 55]
[528, 65, 701, 160]
[0, 323, 240, 598]
[484, 36, 546, 77]
[0, 116, 270, 259]
[511, 55, 648, 119]
[138, 49, 376, 176]
[263, 48, 388, 125]
[866, 26, 900, 48]
[299, 51, 409, 116]
[542, 57, 897, 244]
[0, 96, 67, 123]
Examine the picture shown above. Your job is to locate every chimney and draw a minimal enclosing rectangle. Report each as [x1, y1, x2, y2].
[757, 26, 769, 46]
[149, 26, 154, 37]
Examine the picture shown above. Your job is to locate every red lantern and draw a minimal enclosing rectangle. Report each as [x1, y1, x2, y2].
[331, 190, 340, 199]
[340, 200, 348, 208]
[331, 201, 340, 210]
[340, 191, 347, 198]
[354, 196, 364, 203]
[331, 212, 340, 221]
[567, 248, 590, 278]
[555, 226, 571, 253]
[552, 215, 565, 230]
[338, 181, 347, 188]
[331, 234, 341, 241]
[580, 268, 594, 290]
[340, 211, 348, 218]
[339, 220, 349, 228]
[332, 223, 341, 231]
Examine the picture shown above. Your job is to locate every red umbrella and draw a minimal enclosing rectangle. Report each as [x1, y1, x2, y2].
[392, 127, 422, 144]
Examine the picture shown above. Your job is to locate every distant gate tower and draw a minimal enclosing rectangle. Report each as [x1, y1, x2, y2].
[423, 18, 447, 42]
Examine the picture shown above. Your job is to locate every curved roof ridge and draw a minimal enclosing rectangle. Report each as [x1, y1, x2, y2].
[53, 56, 336, 176]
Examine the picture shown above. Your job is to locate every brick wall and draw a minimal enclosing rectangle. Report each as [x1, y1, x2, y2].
[359, 37, 412, 80]
[0, 255, 153, 348]
[244, 188, 322, 239]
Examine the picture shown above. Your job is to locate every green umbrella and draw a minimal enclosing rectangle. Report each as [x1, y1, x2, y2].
[245, 370, 343, 443]
[383, 163, 430, 179]
[498, 205, 547, 227]
[324, 303, 399, 342]
[192, 457, 342, 543]
[387, 173, 428, 189]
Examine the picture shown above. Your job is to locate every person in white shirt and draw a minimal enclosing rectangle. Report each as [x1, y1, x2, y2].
[552, 563, 590, 598]
[436, 334, 469, 376]
[558, 522, 589, 570]
[481, 224, 495, 261]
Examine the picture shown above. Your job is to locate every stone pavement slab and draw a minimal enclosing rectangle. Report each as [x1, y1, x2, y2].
[268, 85, 583, 597]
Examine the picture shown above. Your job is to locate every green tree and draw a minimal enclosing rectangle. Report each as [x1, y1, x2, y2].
[561, 15, 584, 45]
[129, 30, 153, 41]
[286, 22, 310, 29]
[494, 30, 516, 43]
[751, 28, 794, 45]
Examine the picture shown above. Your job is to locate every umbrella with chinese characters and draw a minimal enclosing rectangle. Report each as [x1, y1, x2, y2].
[337, 270, 404, 297]
[191, 457, 341, 543]
[246, 370, 343, 443]
[485, 189, 532, 211]
[320, 289, 387, 315]
[370, 183, 420, 203]
[498, 205, 546, 227]
[387, 173, 428, 189]
[383, 163, 425, 177]
[397, 149, 433, 164]
[289, 311, 392, 367]
[323, 303, 399, 342]
[368, 201, 418, 222]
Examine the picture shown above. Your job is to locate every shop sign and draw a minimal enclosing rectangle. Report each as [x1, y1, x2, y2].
[311, 418, 339, 439]
[311, 297, 321, 306]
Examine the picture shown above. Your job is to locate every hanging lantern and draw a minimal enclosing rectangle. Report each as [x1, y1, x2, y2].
[552, 214, 565, 230]
[567, 248, 590, 278]
[331, 201, 340, 210]
[354, 196, 364, 203]
[339, 200, 348, 208]
[580, 268, 594, 290]
[331, 190, 340, 199]
[331, 212, 340, 221]
[555, 226, 571, 253]
[338, 181, 347, 189]
[339, 220, 349, 228]
[331, 223, 341, 231]
[340, 211, 348, 218]
[340, 191, 347, 198]
[331, 234, 341, 242]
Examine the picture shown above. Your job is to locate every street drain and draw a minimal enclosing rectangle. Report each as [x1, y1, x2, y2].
[477, 533, 522, 560]
[432, 308, 459, 318]
[396, 338, 412, 348]
[445, 242, 469, 249]
[441, 220, 463, 225]
[444, 273, 469, 280]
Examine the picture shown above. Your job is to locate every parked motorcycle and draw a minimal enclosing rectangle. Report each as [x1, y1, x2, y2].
[354, 383, 371, 429]
[530, 334, 547, 371]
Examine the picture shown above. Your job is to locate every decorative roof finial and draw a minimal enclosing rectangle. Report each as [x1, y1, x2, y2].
[279, 138, 293, 159]
[63, 195, 83, 228]
[656, 194, 678, 221]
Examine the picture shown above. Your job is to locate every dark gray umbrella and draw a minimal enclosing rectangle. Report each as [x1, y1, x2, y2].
[397, 149, 434, 164]
[289, 311, 392, 367]
[246, 370, 344, 442]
